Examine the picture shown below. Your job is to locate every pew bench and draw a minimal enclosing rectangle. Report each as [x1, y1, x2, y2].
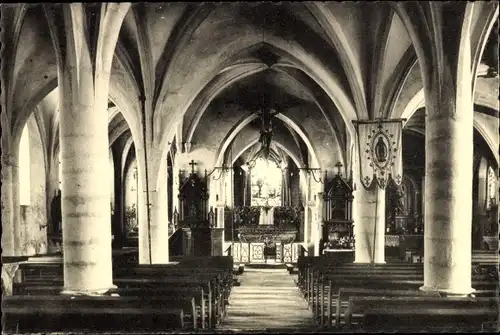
[22, 276, 220, 329]
[344, 296, 498, 327]
[12, 284, 209, 329]
[113, 267, 231, 326]
[319, 279, 497, 328]
[302, 263, 424, 296]
[2, 295, 190, 333]
[117, 266, 233, 304]
[362, 306, 498, 332]
[311, 273, 425, 315]
[333, 288, 441, 326]
[17, 263, 227, 316]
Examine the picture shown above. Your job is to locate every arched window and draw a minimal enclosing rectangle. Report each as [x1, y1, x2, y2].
[250, 158, 282, 206]
[487, 166, 497, 209]
[19, 124, 31, 205]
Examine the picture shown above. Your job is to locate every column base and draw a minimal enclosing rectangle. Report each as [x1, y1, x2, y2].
[419, 285, 476, 297]
[61, 284, 119, 297]
[374, 260, 386, 264]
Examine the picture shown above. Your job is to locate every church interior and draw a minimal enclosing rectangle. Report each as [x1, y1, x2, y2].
[1, 2, 499, 333]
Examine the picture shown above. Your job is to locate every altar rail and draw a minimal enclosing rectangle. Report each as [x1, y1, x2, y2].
[225, 242, 303, 264]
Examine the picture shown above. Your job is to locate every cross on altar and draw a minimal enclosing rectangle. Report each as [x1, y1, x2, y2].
[189, 160, 197, 175]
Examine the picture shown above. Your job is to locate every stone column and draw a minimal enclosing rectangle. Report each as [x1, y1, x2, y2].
[112, 148, 124, 247]
[172, 163, 180, 215]
[353, 184, 386, 263]
[46, 3, 130, 294]
[216, 203, 225, 228]
[421, 176, 425, 232]
[414, 5, 485, 296]
[136, 162, 150, 264]
[149, 187, 169, 264]
[314, 193, 323, 256]
[244, 168, 252, 206]
[10, 162, 22, 255]
[352, 119, 404, 264]
[395, 0, 498, 297]
[281, 167, 290, 206]
[1, 158, 15, 256]
[59, 85, 115, 294]
[420, 108, 474, 295]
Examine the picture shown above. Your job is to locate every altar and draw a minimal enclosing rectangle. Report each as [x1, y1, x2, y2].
[226, 204, 304, 263]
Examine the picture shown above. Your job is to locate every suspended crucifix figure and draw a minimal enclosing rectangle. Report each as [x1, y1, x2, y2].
[255, 108, 279, 159]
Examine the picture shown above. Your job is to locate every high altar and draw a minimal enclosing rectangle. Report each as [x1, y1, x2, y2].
[227, 204, 304, 263]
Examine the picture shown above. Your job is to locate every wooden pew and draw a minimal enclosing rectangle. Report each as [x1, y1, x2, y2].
[22, 276, 219, 329]
[297, 255, 498, 330]
[15, 256, 233, 328]
[2, 295, 190, 333]
[113, 267, 230, 325]
[303, 262, 424, 298]
[362, 306, 498, 332]
[16, 264, 229, 329]
[334, 288, 441, 326]
[310, 267, 495, 322]
[314, 273, 424, 318]
[345, 296, 498, 327]
[472, 251, 499, 266]
[321, 279, 497, 328]
[12, 284, 208, 330]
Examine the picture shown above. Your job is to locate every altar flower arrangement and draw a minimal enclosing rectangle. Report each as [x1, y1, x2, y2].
[329, 236, 355, 249]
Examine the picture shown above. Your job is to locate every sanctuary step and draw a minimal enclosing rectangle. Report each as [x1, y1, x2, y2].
[218, 268, 318, 332]
[244, 262, 287, 270]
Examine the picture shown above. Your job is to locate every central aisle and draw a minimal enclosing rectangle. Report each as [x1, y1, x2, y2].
[218, 266, 317, 332]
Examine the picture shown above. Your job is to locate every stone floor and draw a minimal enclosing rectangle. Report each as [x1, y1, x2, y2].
[218, 266, 319, 332]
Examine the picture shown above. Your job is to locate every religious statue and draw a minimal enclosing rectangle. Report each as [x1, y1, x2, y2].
[258, 200, 274, 225]
[395, 186, 406, 215]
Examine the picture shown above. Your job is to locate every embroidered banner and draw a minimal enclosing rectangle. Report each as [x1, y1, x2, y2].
[355, 120, 403, 189]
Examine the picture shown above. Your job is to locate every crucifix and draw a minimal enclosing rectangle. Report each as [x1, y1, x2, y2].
[255, 108, 280, 159]
[189, 160, 197, 175]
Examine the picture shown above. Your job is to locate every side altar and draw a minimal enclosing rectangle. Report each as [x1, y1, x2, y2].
[171, 165, 223, 257]
[321, 168, 355, 259]
[226, 204, 304, 263]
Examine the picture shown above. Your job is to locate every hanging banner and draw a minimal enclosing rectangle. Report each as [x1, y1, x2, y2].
[354, 120, 404, 189]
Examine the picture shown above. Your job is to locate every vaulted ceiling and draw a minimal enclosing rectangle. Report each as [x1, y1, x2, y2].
[1, 2, 498, 172]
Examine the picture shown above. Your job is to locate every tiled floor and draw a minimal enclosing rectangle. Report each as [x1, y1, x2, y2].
[218, 267, 317, 332]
